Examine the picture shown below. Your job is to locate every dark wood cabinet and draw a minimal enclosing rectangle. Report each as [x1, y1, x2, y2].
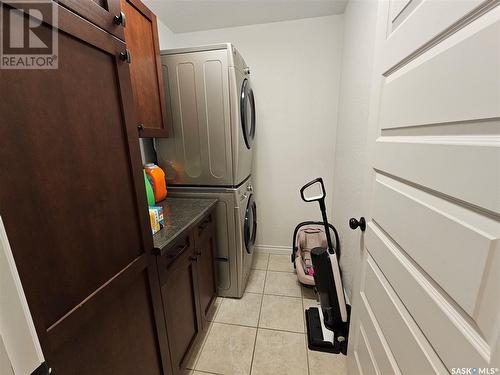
[0, 3, 170, 374]
[56, 0, 125, 40]
[121, 0, 169, 138]
[156, 211, 217, 374]
[195, 216, 218, 325]
[158, 235, 201, 374]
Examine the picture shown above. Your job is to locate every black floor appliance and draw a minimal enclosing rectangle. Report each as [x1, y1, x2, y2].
[300, 177, 350, 355]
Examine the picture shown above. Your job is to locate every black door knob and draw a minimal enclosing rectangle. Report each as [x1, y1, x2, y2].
[349, 217, 366, 232]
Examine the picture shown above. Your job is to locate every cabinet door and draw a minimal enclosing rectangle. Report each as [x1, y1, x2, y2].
[195, 216, 217, 324]
[160, 241, 202, 373]
[0, 3, 169, 374]
[56, 0, 125, 40]
[121, 0, 169, 138]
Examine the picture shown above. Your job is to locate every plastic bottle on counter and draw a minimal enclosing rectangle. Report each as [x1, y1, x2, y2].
[144, 163, 167, 203]
[143, 170, 155, 206]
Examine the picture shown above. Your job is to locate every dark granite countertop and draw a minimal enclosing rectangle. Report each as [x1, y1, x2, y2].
[153, 197, 217, 255]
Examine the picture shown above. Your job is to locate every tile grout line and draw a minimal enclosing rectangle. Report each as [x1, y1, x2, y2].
[191, 370, 224, 375]
[262, 291, 302, 299]
[257, 326, 307, 336]
[248, 267, 268, 375]
[266, 269, 296, 273]
[213, 319, 306, 335]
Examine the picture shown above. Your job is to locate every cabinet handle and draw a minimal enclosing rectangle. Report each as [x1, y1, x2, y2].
[189, 256, 198, 262]
[198, 217, 211, 233]
[167, 238, 190, 259]
[113, 11, 126, 27]
[119, 49, 131, 64]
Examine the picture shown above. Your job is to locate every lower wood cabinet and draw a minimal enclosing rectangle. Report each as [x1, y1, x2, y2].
[195, 215, 217, 325]
[157, 211, 217, 374]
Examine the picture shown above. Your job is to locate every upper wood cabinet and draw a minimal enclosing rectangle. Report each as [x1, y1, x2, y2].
[56, 0, 125, 40]
[0, 3, 170, 373]
[121, 0, 169, 138]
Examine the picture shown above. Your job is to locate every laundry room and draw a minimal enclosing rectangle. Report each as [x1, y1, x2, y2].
[1, 1, 498, 375]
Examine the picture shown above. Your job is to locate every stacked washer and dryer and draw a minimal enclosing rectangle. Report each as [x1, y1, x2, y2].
[156, 44, 256, 298]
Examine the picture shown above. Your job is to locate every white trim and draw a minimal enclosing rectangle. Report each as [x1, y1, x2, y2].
[254, 244, 291, 255]
[0, 216, 44, 375]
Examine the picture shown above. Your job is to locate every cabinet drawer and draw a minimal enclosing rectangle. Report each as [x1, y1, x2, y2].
[157, 233, 193, 282]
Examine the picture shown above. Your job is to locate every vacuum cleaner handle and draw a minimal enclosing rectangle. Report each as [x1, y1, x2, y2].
[300, 177, 326, 203]
[300, 178, 335, 256]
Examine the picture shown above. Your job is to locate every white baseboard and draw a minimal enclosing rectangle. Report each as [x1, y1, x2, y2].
[254, 245, 291, 255]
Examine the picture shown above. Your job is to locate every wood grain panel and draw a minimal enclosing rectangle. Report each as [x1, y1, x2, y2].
[48, 270, 162, 375]
[372, 174, 498, 315]
[121, 0, 168, 137]
[0, 19, 142, 328]
[160, 246, 201, 372]
[56, 0, 124, 40]
[0, 4, 168, 373]
[366, 224, 491, 369]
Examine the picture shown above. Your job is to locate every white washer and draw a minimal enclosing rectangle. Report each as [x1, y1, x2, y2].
[156, 43, 255, 187]
[168, 177, 256, 298]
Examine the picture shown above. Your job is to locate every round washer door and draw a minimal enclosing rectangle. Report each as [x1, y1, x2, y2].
[244, 194, 257, 254]
[240, 78, 256, 149]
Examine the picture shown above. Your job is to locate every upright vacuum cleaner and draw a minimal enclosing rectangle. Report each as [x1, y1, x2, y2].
[299, 177, 350, 355]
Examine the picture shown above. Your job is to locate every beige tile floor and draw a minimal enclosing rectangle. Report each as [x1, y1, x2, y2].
[187, 252, 347, 375]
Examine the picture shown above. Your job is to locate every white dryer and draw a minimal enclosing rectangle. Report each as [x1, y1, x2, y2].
[156, 43, 255, 187]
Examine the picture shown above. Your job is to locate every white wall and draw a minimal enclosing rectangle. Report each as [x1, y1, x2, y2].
[156, 18, 175, 50]
[161, 16, 344, 250]
[332, 0, 379, 298]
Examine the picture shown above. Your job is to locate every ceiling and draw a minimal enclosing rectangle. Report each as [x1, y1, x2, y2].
[142, 1, 348, 33]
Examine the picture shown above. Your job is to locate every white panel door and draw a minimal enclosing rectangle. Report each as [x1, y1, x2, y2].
[348, 1, 500, 374]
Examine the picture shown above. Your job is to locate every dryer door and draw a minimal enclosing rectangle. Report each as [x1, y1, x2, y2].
[243, 193, 257, 254]
[240, 78, 255, 149]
